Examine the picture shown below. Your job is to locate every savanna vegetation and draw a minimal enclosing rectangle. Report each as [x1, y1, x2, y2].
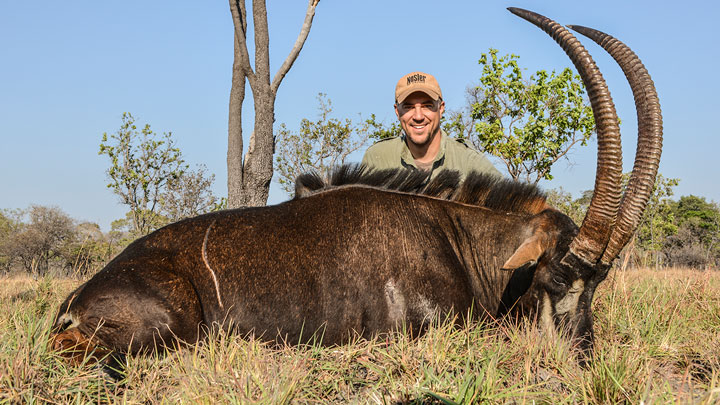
[1, 269, 718, 403]
[2, 3, 718, 399]
[0, 114, 223, 280]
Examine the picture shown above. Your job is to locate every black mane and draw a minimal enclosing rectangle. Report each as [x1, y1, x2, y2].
[294, 164, 548, 215]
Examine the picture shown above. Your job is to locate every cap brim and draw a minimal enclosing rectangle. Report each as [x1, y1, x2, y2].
[396, 88, 441, 104]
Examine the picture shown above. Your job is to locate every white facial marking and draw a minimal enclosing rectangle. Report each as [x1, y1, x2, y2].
[57, 312, 80, 329]
[540, 292, 554, 334]
[384, 280, 406, 325]
[554, 280, 585, 316]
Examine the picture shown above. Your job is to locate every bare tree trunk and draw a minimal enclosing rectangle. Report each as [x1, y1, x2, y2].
[238, 0, 274, 207]
[227, 31, 246, 207]
[227, 0, 319, 208]
[241, 88, 275, 206]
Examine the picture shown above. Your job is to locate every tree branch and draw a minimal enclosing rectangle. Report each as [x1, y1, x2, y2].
[229, 0, 256, 84]
[271, 0, 319, 95]
[253, 0, 271, 86]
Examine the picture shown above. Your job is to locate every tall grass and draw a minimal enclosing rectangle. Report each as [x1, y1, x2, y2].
[1, 268, 718, 403]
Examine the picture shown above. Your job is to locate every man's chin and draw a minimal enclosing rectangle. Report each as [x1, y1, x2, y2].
[406, 133, 431, 147]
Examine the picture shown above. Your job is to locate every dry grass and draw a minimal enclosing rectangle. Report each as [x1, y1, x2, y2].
[1, 268, 718, 404]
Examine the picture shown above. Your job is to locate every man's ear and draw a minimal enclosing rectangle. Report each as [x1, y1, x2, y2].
[394, 103, 400, 118]
[501, 233, 549, 271]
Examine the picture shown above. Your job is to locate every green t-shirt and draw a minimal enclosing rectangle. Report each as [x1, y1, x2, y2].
[361, 130, 501, 180]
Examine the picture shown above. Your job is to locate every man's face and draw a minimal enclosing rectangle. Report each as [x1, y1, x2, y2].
[395, 92, 445, 148]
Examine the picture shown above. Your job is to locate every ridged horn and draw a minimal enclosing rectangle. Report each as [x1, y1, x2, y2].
[567, 25, 663, 264]
[507, 7, 623, 265]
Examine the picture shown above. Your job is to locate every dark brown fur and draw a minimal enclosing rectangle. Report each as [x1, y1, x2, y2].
[53, 166, 580, 366]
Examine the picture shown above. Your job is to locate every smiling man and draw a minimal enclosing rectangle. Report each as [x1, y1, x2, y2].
[362, 71, 500, 179]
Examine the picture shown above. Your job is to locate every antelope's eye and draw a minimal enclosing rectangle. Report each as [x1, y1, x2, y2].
[552, 276, 567, 287]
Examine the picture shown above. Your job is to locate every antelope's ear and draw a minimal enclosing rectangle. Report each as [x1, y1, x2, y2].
[501, 233, 549, 271]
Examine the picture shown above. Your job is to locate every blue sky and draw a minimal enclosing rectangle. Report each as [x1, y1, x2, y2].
[1, 1, 718, 230]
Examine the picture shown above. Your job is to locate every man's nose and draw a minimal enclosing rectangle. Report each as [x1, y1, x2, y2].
[411, 105, 424, 120]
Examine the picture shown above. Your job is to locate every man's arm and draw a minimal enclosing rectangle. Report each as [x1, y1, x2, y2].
[360, 137, 399, 170]
[449, 138, 503, 178]
[467, 150, 502, 177]
[360, 149, 374, 167]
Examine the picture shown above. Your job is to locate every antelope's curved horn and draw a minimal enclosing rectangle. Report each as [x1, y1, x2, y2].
[508, 7, 623, 265]
[567, 25, 663, 265]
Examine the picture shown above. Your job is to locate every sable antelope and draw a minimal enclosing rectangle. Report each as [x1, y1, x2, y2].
[51, 8, 662, 367]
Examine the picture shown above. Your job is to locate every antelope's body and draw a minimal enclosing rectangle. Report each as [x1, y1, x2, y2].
[53, 174, 567, 349]
[51, 7, 663, 367]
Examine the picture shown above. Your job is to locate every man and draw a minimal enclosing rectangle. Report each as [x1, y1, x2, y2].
[362, 71, 501, 180]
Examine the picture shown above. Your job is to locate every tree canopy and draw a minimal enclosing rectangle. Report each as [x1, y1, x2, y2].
[275, 94, 368, 194]
[99, 113, 218, 237]
[99, 113, 187, 236]
[445, 48, 595, 184]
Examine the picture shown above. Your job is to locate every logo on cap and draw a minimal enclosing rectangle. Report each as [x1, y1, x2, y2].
[407, 74, 426, 85]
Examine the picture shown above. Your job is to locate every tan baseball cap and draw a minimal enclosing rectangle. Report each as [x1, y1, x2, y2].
[395, 71, 443, 104]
